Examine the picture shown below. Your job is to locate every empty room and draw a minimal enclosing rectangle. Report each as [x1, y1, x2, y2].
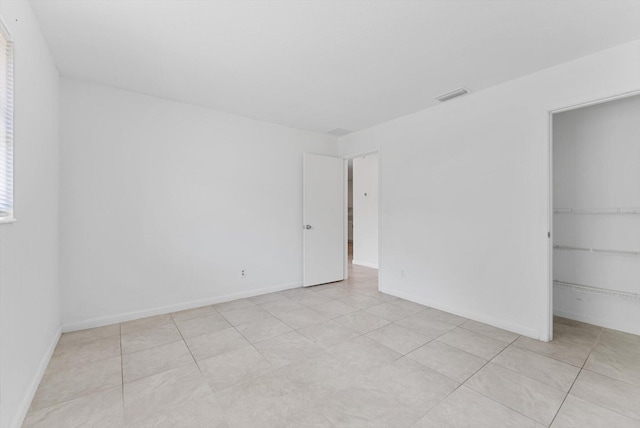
[1, 0, 640, 427]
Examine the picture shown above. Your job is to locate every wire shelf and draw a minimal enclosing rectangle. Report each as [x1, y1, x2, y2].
[554, 245, 640, 258]
[554, 280, 640, 300]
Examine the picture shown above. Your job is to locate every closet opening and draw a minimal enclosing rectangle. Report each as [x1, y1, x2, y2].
[551, 93, 640, 339]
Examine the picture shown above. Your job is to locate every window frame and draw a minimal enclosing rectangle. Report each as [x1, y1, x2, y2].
[0, 15, 15, 224]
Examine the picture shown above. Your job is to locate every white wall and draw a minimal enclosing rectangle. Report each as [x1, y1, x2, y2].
[60, 79, 338, 330]
[339, 40, 640, 340]
[0, 1, 61, 427]
[352, 153, 378, 268]
[553, 95, 640, 335]
[348, 160, 353, 242]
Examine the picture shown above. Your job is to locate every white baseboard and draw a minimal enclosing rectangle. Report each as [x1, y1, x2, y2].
[62, 281, 302, 333]
[379, 286, 540, 340]
[553, 286, 640, 336]
[12, 326, 62, 428]
[352, 260, 379, 269]
[553, 308, 640, 336]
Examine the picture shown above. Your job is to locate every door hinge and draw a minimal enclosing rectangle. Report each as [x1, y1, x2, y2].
[548, 231, 551, 238]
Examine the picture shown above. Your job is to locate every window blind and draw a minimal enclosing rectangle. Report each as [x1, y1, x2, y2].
[0, 17, 14, 220]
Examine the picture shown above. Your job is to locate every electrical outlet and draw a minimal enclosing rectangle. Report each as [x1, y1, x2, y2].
[241, 269, 246, 278]
[400, 269, 405, 277]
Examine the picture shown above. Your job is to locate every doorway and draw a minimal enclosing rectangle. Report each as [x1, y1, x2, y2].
[346, 152, 380, 285]
[550, 94, 640, 338]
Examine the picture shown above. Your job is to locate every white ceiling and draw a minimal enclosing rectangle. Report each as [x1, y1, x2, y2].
[30, 0, 640, 134]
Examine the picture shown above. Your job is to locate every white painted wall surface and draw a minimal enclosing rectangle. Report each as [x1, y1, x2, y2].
[339, 40, 640, 340]
[348, 160, 353, 242]
[0, 1, 61, 427]
[352, 153, 378, 269]
[59, 79, 338, 330]
[553, 95, 640, 335]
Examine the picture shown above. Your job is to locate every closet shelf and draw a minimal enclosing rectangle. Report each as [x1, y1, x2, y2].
[554, 280, 640, 300]
[554, 245, 640, 258]
[554, 208, 640, 215]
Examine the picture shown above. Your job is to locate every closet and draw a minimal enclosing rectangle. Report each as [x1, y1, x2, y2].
[553, 94, 640, 336]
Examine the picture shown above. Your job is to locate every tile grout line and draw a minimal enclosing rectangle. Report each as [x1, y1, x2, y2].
[118, 327, 194, 385]
[211, 286, 393, 391]
[409, 330, 517, 424]
[209, 303, 327, 426]
[21, 275, 385, 425]
[105, 280, 384, 343]
[481, 341, 580, 426]
[456, 339, 559, 427]
[169, 315, 200, 372]
[382, 311, 501, 423]
[24, 331, 125, 417]
[119, 323, 125, 419]
[511, 337, 592, 369]
[170, 312, 235, 428]
[49, 276, 636, 428]
[546, 327, 603, 427]
[482, 324, 626, 427]
[120, 320, 184, 353]
[576, 329, 640, 389]
[547, 326, 640, 426]
[411, 323, 588, 426]
[122, 302, 626, 428]
[217, 304, 289, 387]
[283, 291, 407, 427]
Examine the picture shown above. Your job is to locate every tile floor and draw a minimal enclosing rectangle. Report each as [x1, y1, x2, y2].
[23, 264, 640, 427]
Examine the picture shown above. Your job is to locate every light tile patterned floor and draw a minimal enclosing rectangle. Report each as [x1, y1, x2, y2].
[23, 264, 640, 427]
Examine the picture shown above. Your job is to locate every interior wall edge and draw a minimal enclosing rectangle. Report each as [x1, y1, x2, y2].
[61, 281, 302, 333]
[9, 327, 62, 428]
[554, 307, 640, 336]
[58, 78, 338, 328]
[59, 75, 339, 141]
[337, 39, 640, 344]
[0, 1, 63, 427]
[351, 260, 379, 269]
[380, 286, 541, 340]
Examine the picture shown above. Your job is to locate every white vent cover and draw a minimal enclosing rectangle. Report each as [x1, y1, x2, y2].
[435, 88, 468, 102]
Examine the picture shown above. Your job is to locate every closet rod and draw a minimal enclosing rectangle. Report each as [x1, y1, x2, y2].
[554, 245, 640, 258]
[554, 208, 640, 214]
[553, 280, 640, 300]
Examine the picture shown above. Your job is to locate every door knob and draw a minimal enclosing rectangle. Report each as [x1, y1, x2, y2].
[305, 225, 312, 229]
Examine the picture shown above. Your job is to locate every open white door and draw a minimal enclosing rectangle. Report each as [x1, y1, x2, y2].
[303, 153, 345, 287]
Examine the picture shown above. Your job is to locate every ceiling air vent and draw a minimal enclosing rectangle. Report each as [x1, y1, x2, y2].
[327, 128, 352, 136]
[435, 88, 468, 102]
